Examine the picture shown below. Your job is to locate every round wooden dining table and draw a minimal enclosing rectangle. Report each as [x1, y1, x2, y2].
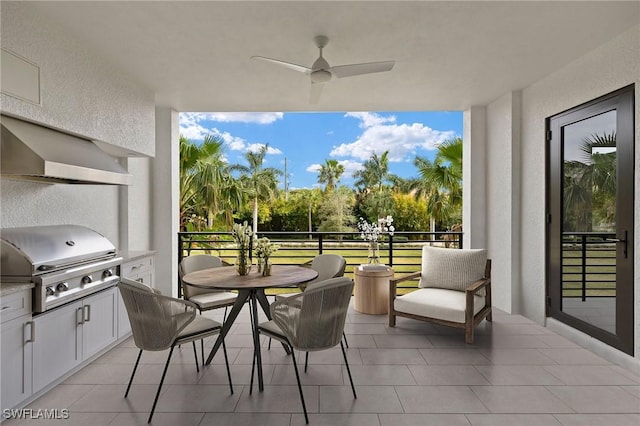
[182, 264, 318, 391]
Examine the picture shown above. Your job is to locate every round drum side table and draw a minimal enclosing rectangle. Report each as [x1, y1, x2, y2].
[353, 265, 394, 314]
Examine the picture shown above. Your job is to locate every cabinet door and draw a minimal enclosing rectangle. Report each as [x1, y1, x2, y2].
[82, 288, 117, 360]
[1, 316, 33, 409]
[32, 302, 82, 393]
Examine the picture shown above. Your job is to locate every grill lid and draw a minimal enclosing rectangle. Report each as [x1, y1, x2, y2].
[1, 225, 116, 276]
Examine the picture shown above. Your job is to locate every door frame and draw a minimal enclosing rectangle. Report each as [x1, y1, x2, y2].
[546, 84, 635, 355]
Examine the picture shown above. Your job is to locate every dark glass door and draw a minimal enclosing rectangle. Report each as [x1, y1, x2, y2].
[547, 85, 634, 355]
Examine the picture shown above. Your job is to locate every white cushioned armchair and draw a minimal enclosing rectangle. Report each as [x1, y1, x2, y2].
[389, 246, 492, 344]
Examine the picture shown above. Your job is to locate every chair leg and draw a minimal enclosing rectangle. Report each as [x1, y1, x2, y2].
[192, 341, 200, 373]
[221, 336, 233, 395]
[148, 346, 175, 423]
[304, 352, 309, 373]
[290, 348, 309, 424]
[340, 340, 357, 399]
[201, 339, 205, 367]
[465, 321, 474, 344]
[125, 349, 143, 398]
[342, 331, 349, 348]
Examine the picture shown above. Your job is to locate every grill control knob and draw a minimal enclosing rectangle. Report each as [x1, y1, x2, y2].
[56, 282, 69, 292]
[81, 275, 93, 285]
[102, 269, 113, 279]
[45, 286, 55, 296]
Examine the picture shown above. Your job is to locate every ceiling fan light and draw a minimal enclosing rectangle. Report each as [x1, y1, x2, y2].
[311, 69, 332, 83]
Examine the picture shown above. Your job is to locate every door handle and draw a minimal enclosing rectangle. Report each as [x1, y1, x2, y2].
[25, 321, 35, 343]
[605, 230, 628, 258]
[77, 307, 84, 325]
[84, 305, 91, 322]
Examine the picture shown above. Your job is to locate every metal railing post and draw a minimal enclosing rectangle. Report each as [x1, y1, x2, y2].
[581, 234, 587, 301]
[388, 234, 394, 267]
[318, 233, 323, 254]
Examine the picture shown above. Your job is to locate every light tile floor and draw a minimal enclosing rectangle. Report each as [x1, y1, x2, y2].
[8, 301, 640, 425]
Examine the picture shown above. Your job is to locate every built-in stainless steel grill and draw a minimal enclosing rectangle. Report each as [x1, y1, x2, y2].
[1, 225, 122, 313]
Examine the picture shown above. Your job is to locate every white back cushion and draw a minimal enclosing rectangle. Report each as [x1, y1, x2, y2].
[418, 247, 487, 294]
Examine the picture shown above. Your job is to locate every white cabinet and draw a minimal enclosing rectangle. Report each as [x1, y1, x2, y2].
[118, 254, 155, 338]
[1, 289, 33, 410]
[81, 288, 117, 360]
[120, 255, 154, 287]
[32, 301, 81, 393]
[32, 287, 117, 393]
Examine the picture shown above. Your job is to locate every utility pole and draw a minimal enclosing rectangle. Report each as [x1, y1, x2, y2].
[284, 157, 289, 201]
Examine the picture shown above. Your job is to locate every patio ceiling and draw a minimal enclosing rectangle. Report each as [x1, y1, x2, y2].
[28, 1, 639, 112]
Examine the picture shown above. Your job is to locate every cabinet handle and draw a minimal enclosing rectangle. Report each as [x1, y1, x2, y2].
[84, 305, 91, 322]
[25, 321, 35, 343]
[1, 306, 10, 311]
[77, 307, 84, 325]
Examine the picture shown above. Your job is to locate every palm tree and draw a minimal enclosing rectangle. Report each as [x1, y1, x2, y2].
[233, 145, 282, 235]
[564, 132, 616, 231]
[412, 137, 463, 233]
[353, 151, 396, 220]
[317, 159, 345, 192]
[353, 151, 390, 192]
[180, 134, 228, 230]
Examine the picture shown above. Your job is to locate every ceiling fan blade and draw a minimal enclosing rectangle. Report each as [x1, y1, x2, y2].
[251, 56, 311, 74]
[329, 61, 395, 79]
[309, 81, 324, 104]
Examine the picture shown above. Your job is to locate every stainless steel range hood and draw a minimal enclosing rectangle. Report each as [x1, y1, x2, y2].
[1, 115, 132, 185]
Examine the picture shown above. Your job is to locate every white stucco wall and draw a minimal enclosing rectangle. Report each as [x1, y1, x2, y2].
[484, 24, 639, 358]
[0, 3, 155, 249]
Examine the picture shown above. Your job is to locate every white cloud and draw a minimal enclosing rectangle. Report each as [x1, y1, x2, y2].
[179, 113, 211, 140]
[306, 164, 322, 173]
[330, 122, 456, 162]
[337, 159, 363, 178]
[246, 143, 282, 155]
[178, 113, 283, 154]
[345, 112, 396, 128]
[180, 112, 283, 125]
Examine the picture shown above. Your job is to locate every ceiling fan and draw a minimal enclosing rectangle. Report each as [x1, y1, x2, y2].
[251, 35, 395, 104]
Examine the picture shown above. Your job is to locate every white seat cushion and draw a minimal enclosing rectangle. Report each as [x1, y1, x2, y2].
[394, 288, 485, 324]
[189, 291, 237, 310]
[176, 315, 221, 344]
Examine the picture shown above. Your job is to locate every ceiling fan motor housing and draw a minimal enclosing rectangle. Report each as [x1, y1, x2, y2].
[311, 69, 332, 83]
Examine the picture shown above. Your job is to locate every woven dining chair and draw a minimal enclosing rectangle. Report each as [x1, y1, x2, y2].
[179, 255, 238, 363]
[118, 278, 233, 423]
[255, 277, 356, 424]
[274, 254, 349, 361]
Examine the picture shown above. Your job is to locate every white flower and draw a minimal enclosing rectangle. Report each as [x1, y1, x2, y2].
[357, 216, 394, 241]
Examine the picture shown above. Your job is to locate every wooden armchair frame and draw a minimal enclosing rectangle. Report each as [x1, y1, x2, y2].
[388, 259, 492, 344]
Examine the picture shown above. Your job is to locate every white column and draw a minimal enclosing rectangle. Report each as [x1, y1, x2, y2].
[462, 106, 487, 250]
[485, 91, 523, 314]
[153, 107, 180, 296]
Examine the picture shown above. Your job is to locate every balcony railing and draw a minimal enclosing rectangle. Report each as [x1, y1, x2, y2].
[177, 230, 462, 296]
[562, 232, 616, 300]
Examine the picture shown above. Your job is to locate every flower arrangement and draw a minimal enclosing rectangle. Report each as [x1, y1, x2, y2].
[232, 221, 253, 275]
[357, 216, 395, 264]
[254, 237, 279, 276]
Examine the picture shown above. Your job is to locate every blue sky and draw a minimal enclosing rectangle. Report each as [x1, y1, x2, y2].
[179, 111, 462, 189]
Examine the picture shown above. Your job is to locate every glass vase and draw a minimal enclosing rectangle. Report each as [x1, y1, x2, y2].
[234, 248, 252, 275]
[262, 258, 272, 277]
[368, 241, 381, 264]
